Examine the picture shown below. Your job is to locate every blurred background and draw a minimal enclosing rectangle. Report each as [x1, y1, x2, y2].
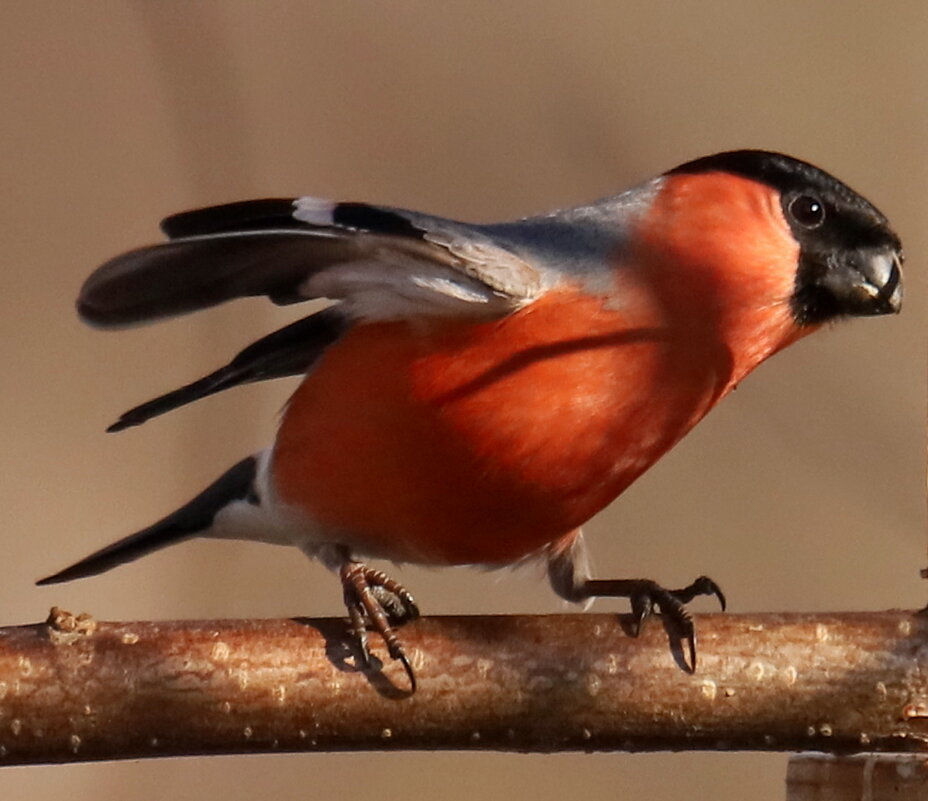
[1, 2, 925, 798]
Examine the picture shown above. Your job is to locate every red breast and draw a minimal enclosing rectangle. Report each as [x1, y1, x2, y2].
[271, 172, 810, 565]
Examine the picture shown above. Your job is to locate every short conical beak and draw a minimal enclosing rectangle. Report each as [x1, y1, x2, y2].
[820, 248, 903, 316]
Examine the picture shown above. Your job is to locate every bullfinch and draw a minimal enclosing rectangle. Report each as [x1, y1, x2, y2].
[38, 150, 903, 688]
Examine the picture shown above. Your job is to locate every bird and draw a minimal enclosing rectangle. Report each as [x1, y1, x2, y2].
[38, 150, 902, 689]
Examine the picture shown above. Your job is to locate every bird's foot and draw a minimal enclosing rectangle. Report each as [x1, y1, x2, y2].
[581, 575, 725, 669]
[339, 561, 419, 691]
[626, 576, 725, 668]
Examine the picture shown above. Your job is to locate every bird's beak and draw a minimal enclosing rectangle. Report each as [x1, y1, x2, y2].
[819, 247, 903, 317]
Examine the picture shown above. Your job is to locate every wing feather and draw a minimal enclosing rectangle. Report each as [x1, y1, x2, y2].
[81, 197, 539, 328]
[82, 197, 541, 427]
[107, 308, 347, 431]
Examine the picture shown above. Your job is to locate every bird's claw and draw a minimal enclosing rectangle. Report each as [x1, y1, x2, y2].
[676, 575, 727, 612]
[339, 561, 419, 691]
[628, 575, 725, 669]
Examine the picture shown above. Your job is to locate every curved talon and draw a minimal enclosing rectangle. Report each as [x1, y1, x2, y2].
[404, 600, 421, 622]
[630, 591, 654, 636]
[662, 579, 717, 669]
[687, 575, 726, 611]
[395, 648, 417, 693]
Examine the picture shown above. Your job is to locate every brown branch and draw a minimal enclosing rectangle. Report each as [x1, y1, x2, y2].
[0, 608, 927, 765]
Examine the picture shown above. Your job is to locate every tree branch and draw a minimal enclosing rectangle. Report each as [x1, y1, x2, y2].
[0, 608, 927, 765]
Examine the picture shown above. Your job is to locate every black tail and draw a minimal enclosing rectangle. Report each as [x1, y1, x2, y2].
[37, 455, 258, 585]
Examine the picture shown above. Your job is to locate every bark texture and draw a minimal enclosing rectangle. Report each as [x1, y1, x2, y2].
[1, 609, 927, 764]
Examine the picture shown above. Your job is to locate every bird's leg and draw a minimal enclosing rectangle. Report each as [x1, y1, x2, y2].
[336, 554, 419, 690]
[546, 530, 725, 668]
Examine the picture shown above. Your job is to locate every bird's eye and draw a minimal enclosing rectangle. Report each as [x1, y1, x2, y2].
[788, 194, 825, 229]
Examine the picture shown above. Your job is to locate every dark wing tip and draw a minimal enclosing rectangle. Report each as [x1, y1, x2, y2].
[76, 245, 184, 329]
[102, 309, 348, 430]
[76, 296, 118, 328]
[160, 198, 300, 239]
[36, 569, 79, 587]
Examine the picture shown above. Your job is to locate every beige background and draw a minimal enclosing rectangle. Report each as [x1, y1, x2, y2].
[1, 2, 925, 798]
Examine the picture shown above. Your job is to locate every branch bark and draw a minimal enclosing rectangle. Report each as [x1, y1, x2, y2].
[1, 608, 927, 765]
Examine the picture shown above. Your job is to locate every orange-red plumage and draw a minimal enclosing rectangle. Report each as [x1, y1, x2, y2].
[273, 173, 809, 566]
